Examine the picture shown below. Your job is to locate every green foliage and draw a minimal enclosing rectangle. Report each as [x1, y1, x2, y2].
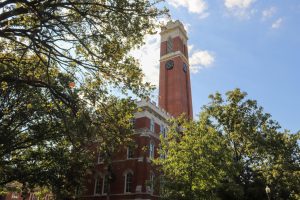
[204, 89, 300, 200]
[157, 89, 300, 200]
[156, 115, 231, 200]
[0, 0, 167, 198]
[0, 57, 138, 198]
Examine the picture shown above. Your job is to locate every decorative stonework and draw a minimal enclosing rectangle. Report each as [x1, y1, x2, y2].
[160, 20, 188, 43]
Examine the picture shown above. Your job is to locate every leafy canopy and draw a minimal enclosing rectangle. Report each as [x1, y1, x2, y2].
[157, 89, 300, 200]
[0, 0, 167, 198]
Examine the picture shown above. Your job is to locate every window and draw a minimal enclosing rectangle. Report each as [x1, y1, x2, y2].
[103, 175, 109, 194]
[160, 125, 167, 138]
[150, 173, 155, 192]
[125, 173, 133, 193]
[167, 37, 173, 53]
[94, 177, 102, 195]
[160, 176, 166, 195]
[164, 127, 168, 138]
[149, 141, 155, 159]
[160, 124, 164, 134]
[127, 146, 134, 159]
[12, 193, 18, 199]
[160, 153, 166, 160]
[159, 146, 166, 160]
[150, 118, 155, 132]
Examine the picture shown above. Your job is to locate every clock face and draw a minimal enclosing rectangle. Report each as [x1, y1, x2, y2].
[165, 60, 174, 70]
[183, 63, 187, 73]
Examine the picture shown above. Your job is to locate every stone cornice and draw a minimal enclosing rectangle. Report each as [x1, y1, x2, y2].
[160, 50, 189, 65]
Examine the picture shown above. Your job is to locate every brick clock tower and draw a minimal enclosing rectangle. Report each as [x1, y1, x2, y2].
[159, 20, 193, 119]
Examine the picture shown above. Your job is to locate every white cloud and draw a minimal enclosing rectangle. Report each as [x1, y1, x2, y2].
[168, 0, 209, 18]
[225, 0, 254, 9]
[189, 49, 215, 73]
[131, 33, 161, 86]
[224, 0, 256, 19]
[262, 6, 277, 20]
[271, 18, 283, 29]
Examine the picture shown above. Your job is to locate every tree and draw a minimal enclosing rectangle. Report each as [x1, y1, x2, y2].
[156, 115, 231, 200]
[157, 89, 300, 200]
[204, 89, 300, 200]
[0, 0, 167, 198]
[0, 57, 139, 198]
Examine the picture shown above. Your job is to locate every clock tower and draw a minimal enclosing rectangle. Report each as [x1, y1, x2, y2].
[159, 20, 193, 119]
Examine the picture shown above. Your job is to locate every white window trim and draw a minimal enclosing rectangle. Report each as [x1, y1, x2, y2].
[150, 173, 155, 193]
[12, 193, 19, 199]
[150, 118, 155, 132]
[127, 147, 133, 159]
[160, 124, 168, 138]
[94, 177, 101, 196]
[160, 124, 164, 134]
[149, 141, 155, 159]
[124, 172, 133, 193]
[163, 127, 168, 138]
[102, 175, 108, 195]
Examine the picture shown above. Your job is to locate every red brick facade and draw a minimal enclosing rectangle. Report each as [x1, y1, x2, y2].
[81, 100, 171, 200]
[159, 21, 193, 119]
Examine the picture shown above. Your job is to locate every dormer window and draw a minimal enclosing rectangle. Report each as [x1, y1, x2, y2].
[167, 37, 173, 53]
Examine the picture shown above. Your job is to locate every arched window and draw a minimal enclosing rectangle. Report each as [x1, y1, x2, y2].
[167, 37, 173, 53]
[125, 172, 133, 193]
[149, 141, 155, 159]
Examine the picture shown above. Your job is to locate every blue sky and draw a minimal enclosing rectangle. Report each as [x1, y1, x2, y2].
[133, 0, 300, 133]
